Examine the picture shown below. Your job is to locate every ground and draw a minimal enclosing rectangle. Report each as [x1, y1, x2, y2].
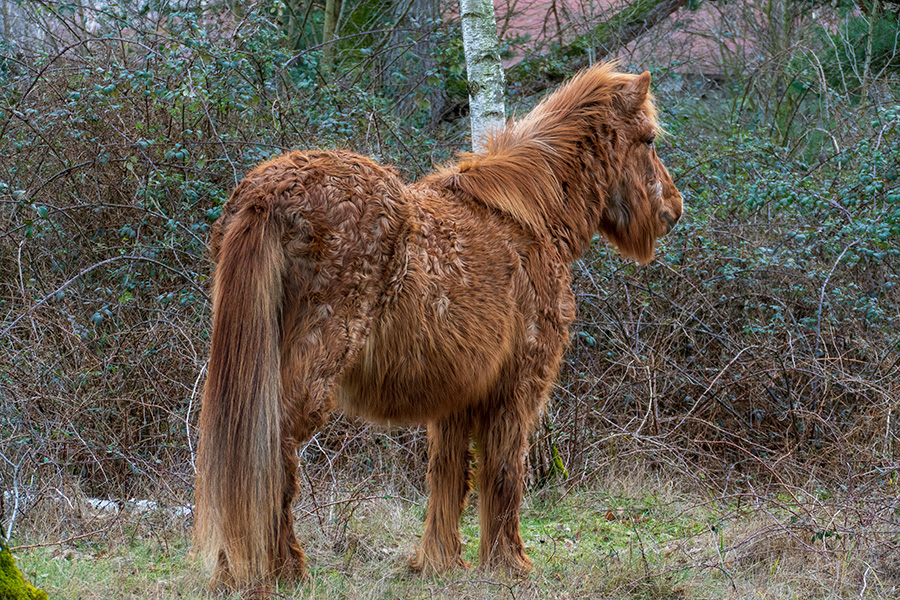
[9, 467, 896, 599]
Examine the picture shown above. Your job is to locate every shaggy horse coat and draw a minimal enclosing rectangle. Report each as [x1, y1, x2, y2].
[194, 63, 683, 589]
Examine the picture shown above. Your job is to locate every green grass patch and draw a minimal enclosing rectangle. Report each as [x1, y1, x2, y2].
[11, 477, 894, 599]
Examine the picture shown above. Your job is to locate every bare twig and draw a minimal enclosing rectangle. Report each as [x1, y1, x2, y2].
[1, 255, 205, 340]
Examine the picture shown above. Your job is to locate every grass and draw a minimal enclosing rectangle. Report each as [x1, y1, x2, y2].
[9, 467, 898, 599]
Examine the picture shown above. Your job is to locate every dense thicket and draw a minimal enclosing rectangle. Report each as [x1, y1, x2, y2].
[0, 1, 898, 541]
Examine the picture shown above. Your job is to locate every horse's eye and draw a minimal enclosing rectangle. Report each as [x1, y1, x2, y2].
[645, 136, 655, 147]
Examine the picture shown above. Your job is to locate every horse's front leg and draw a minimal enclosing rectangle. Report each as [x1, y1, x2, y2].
[475, 404, 533, 573]
[412, 412, 474, 572]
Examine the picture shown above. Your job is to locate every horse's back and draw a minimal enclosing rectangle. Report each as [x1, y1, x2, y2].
[211, 149, 406, 262]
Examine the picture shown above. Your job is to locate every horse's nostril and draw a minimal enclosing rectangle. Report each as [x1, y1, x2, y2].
[662, 213, 676, 234]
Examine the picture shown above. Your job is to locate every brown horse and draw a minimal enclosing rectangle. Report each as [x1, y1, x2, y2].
[194, 63, 683, 590]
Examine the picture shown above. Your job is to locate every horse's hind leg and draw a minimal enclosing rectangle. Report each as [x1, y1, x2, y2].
[474, 405, 533, 573]
[274, 314, 357, 580]
[412, 412, 474, 572]
[275, 433, 309, 581]
[273, 382, 336, 581]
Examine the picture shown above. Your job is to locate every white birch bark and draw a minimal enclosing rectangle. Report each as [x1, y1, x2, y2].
[459, 0, 506, 152]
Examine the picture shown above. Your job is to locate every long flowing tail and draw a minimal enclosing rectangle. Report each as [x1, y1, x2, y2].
[194, 201, 284, 588]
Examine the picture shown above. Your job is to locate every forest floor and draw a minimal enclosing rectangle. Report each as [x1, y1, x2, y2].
[10, 466, 898, 599]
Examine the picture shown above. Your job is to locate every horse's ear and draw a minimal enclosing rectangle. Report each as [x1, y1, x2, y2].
[627, 71, 652, 104]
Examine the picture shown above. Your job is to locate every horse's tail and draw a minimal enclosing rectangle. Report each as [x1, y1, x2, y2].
[194, 200, 284, 588]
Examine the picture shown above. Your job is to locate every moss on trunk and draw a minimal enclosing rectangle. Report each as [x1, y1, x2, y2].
[0, 538, 48, 600]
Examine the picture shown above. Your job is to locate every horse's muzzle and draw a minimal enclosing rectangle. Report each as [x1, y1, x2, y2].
[661, 212, 679, 235]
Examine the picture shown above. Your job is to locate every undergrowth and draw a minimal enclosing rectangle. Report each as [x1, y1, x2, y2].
[1, 1, 899, 598]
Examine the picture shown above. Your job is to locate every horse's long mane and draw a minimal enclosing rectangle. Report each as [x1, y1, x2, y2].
[433, 63, 659, 255]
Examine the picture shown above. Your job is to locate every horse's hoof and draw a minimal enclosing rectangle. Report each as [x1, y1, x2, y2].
[275, 545, 308, 583]
[409, 553, 470, 574]
[484, 553, 533, 577]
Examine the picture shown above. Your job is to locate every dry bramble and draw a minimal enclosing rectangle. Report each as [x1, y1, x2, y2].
[194, 63, 683, 590]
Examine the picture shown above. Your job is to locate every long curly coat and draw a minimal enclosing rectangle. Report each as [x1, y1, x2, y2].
[194, 63, 683, 590]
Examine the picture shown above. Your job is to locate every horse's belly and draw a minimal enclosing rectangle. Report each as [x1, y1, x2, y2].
[337, 310, 512, 424]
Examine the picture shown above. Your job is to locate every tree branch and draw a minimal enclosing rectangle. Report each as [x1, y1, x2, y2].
[509, 0, 692, 93]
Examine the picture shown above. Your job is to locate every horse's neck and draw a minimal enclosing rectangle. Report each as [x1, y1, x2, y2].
[541, 175, 606, 263]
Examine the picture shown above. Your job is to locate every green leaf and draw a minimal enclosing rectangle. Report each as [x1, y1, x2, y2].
[577, 331, 597, 347]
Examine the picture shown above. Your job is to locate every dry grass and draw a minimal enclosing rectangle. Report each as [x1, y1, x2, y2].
[9, 464, 899, 599]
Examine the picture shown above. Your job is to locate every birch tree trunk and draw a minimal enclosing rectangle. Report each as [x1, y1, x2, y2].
[459, 0, 505, 151]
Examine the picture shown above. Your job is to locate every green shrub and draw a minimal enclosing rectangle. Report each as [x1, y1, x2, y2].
[817, 13, 900, 93]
